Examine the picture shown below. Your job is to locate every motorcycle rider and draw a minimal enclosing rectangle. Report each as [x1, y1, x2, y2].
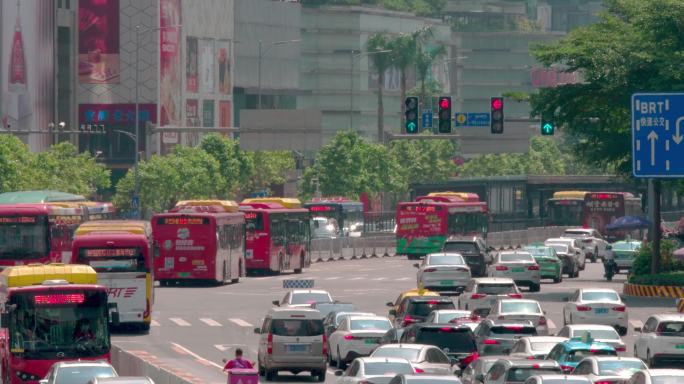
[603, 244, 616, 278]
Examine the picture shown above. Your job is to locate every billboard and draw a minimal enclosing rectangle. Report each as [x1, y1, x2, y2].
[219, 100, 231, 128]
[217, 41, 231, 95]
[185, 99, 200, 146]
[1, 0, 55, 151]
[159, 0, 181, 128]
[198, 39, 214, 94]
[186, 37, 198, 93]
[78, 0, 120, 84]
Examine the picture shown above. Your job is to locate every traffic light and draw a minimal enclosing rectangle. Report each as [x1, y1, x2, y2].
[490, 96, 504, 134]
[405, 97, 419, 134]
[541, 120, 555, 136]
[438, 96, 452, 133]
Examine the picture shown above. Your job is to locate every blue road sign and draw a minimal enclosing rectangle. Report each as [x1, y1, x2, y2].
[454, 112, 490, 127]
[632, 93, 684, 177]
[421, 110, 433, 129]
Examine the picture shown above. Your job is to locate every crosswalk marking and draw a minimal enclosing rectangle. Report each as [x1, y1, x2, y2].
[229, 318, 253, 327]
[151, 320, 160, 327]
[169, 317, 191, 326]
[200, 318, 222, 327]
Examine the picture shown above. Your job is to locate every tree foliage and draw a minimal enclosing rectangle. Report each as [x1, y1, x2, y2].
[389, 137, 457, 188]
[199, 134, 253, 194]
[243, 151, 296, 196]
[530, 0, 684, 175]
[300, 0, 446, 17]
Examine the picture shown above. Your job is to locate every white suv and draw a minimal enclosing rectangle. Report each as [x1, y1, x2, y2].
[561, 228, 608, 263]
[633, 314, 684, 367]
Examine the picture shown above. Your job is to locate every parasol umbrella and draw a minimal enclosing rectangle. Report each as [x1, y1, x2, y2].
[674, 247, 684, 261]
[606, 215, 652, 231]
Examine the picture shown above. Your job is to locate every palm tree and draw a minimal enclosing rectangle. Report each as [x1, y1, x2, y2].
[388, 33, 417, 131]
[366, 33, 393, 143]
[415, 44, 446, 109]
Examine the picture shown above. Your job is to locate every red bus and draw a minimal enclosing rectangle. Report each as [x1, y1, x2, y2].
[583, 192, 642, 234]
[240, 199, 311, 275]
[151, 201, 245, 285]
[0, 264, 110, 384]
[396, 196, 489, 260]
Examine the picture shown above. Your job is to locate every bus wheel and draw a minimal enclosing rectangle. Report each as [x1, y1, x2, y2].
[294, 254, 304, 274]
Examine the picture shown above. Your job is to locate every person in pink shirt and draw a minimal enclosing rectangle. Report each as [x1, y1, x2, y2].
[223, 348, 254, 371]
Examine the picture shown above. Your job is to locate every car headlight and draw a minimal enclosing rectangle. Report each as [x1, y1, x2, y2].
[16, 371, 41, 381]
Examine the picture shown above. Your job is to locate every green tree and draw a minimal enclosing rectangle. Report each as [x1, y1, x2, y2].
[199, 134, 253, 195]
[389, 136, 458, 192]
[0, 135, 35, 192]
[299, 131, 401, 199]
[529, 0, 684, 175]
[367, 33, 393, 142]
[415, 44, 446, 108]
[243, 151, 296, 196]
[389, 33, 417, 128]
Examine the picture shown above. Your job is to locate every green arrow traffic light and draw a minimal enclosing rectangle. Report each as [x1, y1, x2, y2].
[541, 122, 555, 136]
[407, 121, 417, 133]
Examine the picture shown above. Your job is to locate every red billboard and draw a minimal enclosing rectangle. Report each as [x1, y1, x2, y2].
[78, 0, 120, 84]
[159, 0, 181, 127]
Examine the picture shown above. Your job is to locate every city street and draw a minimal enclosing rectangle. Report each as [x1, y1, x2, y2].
[113, 257, 679, 384]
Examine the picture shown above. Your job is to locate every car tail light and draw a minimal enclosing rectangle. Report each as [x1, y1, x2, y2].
[267, 332, 273, 355]
[471, 293, 487, 299]
[576, 305, 592, 311]
[595, 381, 617, 384]
[323, 334, 328, 357]
[508, 293, 523, 299]
[414, 368, 425, 374]
[428, 300, 440, 304]
[539, 316, 547, 326]
[615, 346, 626, 352]
[612, 306, 626, 312]
[532, 364, 540, 369]
[402, 315, 418, 327]
[344, 334, 355, 340]
[528, 265, 540, 271]
[483, 339, 499, 345]
[440, 327, 455, 332]
[527, 356, 536, 360]
[456, 267, 469, 273]
[496, 266, 509, 271]
[461, 351, 479, 366]
[424, 268, 437, 273]
[560, 365, 574, 373]
[589, 349, 603, 354]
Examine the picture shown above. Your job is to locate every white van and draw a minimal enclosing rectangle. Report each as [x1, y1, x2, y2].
[255, 307, 327, 382]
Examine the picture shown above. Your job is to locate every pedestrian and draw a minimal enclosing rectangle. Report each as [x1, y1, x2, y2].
[223, 348, 254, 371]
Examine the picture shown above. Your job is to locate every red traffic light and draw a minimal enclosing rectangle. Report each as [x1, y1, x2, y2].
[491, 97, 503, 110]
[439, 98, 451, 109]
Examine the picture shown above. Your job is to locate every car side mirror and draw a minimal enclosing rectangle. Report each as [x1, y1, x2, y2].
[334, 370, 344, 376]
[272, 300, 280, 306]
[389, 309, 397, 316]
[386, 302, 394, 307]
[253, 327, 261, 334]
[413, 263, 420, 268]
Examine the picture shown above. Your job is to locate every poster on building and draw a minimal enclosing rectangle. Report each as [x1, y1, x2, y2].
[202, 100, 214, 127]
[78, 0, 120, 84]
[159, 0, 181, 128]
[1, 0, 55, 151]
[217, 41, 231, 95]
[199, 39, 215, 94]
[219, 100, 231, 128]
[186, 99, 200, 127]
[186, 37, 198, 92]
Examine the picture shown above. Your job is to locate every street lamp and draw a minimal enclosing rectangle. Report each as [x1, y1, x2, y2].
[133, 24, 181, 218]
[257, 39, 301, 109]
[349, 49, 392, 129]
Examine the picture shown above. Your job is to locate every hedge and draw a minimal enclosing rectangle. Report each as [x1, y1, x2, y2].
[628, 271, 684, 286]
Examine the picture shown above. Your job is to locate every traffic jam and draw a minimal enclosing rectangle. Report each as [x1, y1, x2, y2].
[0, 192, 682, 384]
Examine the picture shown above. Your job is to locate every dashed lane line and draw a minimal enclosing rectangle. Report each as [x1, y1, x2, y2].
[151, 320, 161, 327]
[169, 317, 191, 326]
[200, 318, 223, 327]
[229, 318, 254, 327]
[170, 342, 224, 370]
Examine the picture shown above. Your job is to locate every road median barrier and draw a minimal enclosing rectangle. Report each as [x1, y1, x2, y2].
[112, 344, 202, 384]
[623, 282, 684, 299]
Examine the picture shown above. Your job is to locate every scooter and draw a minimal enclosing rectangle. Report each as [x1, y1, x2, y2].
[604, 259, 617, 281]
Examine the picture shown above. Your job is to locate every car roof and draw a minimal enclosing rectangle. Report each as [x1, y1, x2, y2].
[413, 323, 471, 330]
[561, 340, 615, 350]
[583, 356, 643, 363]
[89, 378, 153, 384]
[357, 357, 414, 364]
[650, 313, 684, 321]
[426, 252, 464, 257]
[498, 251, 533, 256]
[497, 359, 560, 368]
[578, 288, 620, 295]
[375, 343, 428, 350]
[487, 319, 535, 327]
[432, 309, 470, 314]
[54, 360, 112, 368]
[402, 375, 462, 382]
[528, 375, 591, 383]
[499, 299, 539, 305]
[565, 324, 618, 331]
[472, 277, 515, 284]
[291, 289, 330, 294]
[268, 307, 323, 318]
[546, 238, 574, 243]
[521, 336, 568, 343]
[407, 296, 453, 302]
[564, 228, 593, 233]
[648, 369, 684, 377]
[348, 315, 389, 321]
[445, 237, 481, 243]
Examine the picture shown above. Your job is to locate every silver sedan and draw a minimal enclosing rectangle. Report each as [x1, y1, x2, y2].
[415, 253, 471, 296]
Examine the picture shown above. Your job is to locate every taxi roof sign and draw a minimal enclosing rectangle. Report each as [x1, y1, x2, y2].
[1, 263, 97, 288]
[283, 279, 314, 289]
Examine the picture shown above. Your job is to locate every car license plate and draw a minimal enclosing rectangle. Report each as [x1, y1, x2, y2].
[512, 267, 524, 273]
[594, 308, 608, 314]
[364, 338, 379, 345]
[440, 280, 454, 286]
[287, 344, 309, 352]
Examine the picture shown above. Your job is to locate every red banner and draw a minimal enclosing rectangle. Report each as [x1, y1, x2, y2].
[219, 100, 231, 128]
[78, 0, 120, 84]
[160, 0, 181, 127]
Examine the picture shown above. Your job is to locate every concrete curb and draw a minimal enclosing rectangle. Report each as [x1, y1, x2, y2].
[678, 298, 684, 313]
[623, 282, 684, 299]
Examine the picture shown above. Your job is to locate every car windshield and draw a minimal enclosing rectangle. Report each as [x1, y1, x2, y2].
[372, 347, 421, 361]
[581, 291, 619, 302]
[477, 284, 517, 295]
[571, 329, 619, 340]
[443, 242, 478, 254]
[363, 362, 414, 376]
[56, 366, 117, 384]
[408, 301, 455, 317]
[598, 360, 646, 376]
[530, 342, 561, 352]
[335, 312, 371, 326]
[657, 321, 684, 334]
[612, 242, 640, 251]
[652, 377, 684, 384]
[291, 292, 332, 305]
[567, 348, 616, 362]
[428, 255, 465, 266]
[437, 311, 471, 323]
[271, 319, 324, 336]
[499, 253, 534, 262]
[523, 247, 552, 257]
[350, 319, 392, 331]
[501, 302, 541, 314]
[548, 244, 569, 254]
[506, 367, 561, 382]
[415, 328, 477, 353]
[563, 231, 590, 238]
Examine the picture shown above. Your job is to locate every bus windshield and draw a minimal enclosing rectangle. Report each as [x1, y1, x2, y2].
[0, 216, 49, 259]
[548, 201, 583, 226]
[78, 247, 147, 273]
[9, 290, 110, 359]
[448, 213, 488, 236]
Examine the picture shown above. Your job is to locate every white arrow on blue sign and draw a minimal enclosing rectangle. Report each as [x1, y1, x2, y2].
[421, 110, 433, 129]
[632, 93, 684, 177]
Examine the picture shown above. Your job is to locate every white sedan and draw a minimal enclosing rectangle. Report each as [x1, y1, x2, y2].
[562, 288, 628, 336]
[488, 251, 541, 292]
[329, 315, 393, 369]
[508, 336, 568, 360]
[424, 309, 473, 324]
[571, 356, 647, 384]
[415, 253, 471, 295]
[627, 369, 684, 384]
[556, 324, 626, 354]
[633, 313, 684, 367]
[545, 238, 587, 271]
[561, 228, 608, 263]
[487, 299, 549, 335]
[334, 357, 416, 384]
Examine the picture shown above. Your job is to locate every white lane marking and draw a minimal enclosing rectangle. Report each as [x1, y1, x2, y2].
[547, 319, 557, 330]
[325, 277, 341, 280]
[151, 320, 160, 327]
[229, 318, 254, 327]
[171, 342, 223, 370]
[630, 320, 644, 329]
[350, 277, 364, 281]
[372, 277, 387, 281]
[200, 318, 223, 327]
[169, 317, 191, 326]
[397, 277, 412, 281]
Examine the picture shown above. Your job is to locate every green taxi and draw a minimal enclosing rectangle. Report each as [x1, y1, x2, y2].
[612, 240, 642, 273]
[523, 245, 563, 283]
